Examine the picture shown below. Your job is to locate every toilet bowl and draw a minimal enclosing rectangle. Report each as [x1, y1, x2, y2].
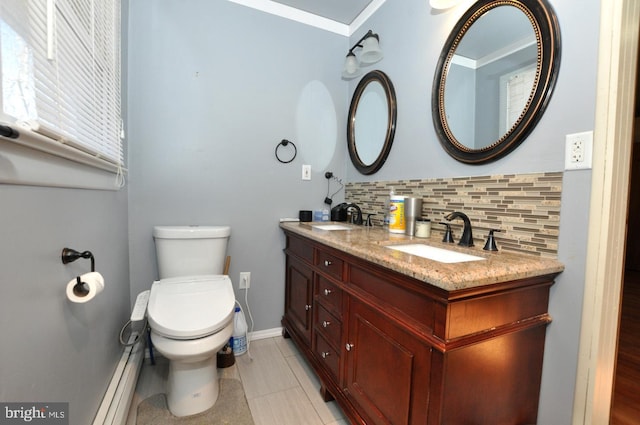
[147, 274, 235, 417]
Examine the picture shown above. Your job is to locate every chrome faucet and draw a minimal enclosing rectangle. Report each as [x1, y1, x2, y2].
[444, 211, 474, 247]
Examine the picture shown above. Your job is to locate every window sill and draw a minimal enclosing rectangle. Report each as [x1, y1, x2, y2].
[0, 133, 125, 191]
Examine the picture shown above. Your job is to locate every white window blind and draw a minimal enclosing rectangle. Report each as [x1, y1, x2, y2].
[0, 0, 123, 168]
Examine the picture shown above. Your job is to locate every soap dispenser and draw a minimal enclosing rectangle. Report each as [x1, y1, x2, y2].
[483, 229, 502, 251]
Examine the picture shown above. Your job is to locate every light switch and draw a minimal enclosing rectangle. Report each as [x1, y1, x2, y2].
[302, 164, 311, 180]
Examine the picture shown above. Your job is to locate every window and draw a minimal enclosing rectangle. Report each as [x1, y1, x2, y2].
[0, 0, 123, 189]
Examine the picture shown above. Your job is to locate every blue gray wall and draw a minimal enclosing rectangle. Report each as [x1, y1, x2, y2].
[0, 5, 131, 425]
[126, 0, 348, 331]
[0, 185, 130, 425]
[125, 0, 598, 423]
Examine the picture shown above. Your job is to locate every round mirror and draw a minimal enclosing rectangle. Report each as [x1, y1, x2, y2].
[348, 70, 397, 175]
[432, 0, 561, 164]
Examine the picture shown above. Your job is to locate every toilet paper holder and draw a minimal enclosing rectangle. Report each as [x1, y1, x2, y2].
[61, 248, 95, 296]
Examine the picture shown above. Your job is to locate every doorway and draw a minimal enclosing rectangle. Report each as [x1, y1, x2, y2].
[609, 71, 640, 423]
[572, 0, 640, 423]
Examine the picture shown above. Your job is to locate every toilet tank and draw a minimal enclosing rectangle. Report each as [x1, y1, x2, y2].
[153, 225, 231, 279]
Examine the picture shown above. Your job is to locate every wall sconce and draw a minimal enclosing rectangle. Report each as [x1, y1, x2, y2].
[341, 30, 383, 80]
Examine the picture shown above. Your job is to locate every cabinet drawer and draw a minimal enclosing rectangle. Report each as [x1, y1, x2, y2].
[350, 264, 436, 332]
[314, 332, 340, 382]
[287, 235, 313, 263]
[316, 275, 343, 312]
[315, 248, 344, 280]
[315, 303, 341, 348]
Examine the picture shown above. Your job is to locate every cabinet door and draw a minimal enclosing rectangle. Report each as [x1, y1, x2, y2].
[285, 256, 313, 345]
[345, 298, 432, 425]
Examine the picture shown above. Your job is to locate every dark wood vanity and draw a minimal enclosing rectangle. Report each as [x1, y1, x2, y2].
[281, 224, 563, 424]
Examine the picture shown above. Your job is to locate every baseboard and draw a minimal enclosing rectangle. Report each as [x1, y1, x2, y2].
[93, 335, 145, 425]
[249, 327, 283, 341]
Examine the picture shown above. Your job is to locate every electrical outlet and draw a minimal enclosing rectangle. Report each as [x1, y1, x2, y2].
[302, 164, 311, 180]
[239, 272, 251, 289]
[565, 131, 593, 170]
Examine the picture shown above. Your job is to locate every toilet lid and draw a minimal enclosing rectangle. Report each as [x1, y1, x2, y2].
[147, 275, 235, 339]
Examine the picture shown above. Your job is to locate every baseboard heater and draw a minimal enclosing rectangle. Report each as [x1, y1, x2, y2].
[92, 333, 145, 425]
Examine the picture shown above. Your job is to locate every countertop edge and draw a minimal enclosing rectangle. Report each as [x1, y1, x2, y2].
[280, 222, 564, 291]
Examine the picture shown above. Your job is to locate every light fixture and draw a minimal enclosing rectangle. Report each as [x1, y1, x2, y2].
[429, 0, 461, 10]
[341, 30, 383, 80]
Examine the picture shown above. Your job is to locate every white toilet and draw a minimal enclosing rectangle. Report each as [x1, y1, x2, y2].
[147, 225, 235, 417]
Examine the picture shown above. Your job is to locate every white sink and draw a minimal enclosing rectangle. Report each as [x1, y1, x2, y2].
[311, 224, 352, 231]
[386, 244, 485, 263]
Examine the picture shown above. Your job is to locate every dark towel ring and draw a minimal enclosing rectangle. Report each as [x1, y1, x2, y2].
[275, 139, 297, 164]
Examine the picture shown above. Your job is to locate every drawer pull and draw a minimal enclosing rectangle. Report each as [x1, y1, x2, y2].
[324, 288, 332, 296]
[346, 343, 354, 351]
[305, 304, 312, 311]
[322, 320, 331, 328]
[324, 260, 332, 267]
[321, 351, 331, 359]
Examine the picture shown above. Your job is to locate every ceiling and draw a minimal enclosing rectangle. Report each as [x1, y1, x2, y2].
[270, 0, 375, 25]
[227, 0, 383, 35]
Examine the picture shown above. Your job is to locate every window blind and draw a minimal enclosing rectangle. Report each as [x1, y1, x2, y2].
[0, 0, 122, 167]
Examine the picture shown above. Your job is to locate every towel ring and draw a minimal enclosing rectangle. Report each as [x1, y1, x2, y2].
[275, 139, 297, 164]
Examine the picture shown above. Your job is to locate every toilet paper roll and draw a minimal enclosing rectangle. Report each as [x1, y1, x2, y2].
[66, 272, 105, 303]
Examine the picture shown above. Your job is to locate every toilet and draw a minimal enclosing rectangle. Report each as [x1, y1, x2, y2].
[147, 225, 235, 417]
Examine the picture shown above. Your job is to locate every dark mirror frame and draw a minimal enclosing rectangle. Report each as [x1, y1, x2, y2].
[347, 70, 397, 175]
[432, 0, 561, 164]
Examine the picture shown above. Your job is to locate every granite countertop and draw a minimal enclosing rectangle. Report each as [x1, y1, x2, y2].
[280, 221, 565, 291]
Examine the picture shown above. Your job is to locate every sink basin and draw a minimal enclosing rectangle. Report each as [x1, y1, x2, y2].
[386, 244, 485, 263]
[311, 224, 352, 231]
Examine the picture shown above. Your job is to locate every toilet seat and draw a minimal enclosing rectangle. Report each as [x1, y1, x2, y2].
[147, 275, 235, 340]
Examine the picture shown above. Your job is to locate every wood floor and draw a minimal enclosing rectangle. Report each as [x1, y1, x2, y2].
[611, 269, 640, 425]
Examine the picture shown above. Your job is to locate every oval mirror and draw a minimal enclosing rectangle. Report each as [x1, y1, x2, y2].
[348, 70, 397, 175]
[432, 0, 561, 164]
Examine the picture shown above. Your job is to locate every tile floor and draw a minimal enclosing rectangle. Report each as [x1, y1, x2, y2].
[126, 336, 348, 425]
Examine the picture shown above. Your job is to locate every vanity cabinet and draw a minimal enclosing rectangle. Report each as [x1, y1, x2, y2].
[345, 297, 432, 424]
[282, 230, 557, 425]
[284, 244, 314, 345]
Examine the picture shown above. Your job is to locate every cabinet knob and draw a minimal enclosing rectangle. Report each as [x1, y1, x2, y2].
[345, 343, 354, 351]
[321, 351, 331, 358]
[305, 304, 312, 311]
[324, 288, 332, 296]
[324, 260, 332, 267]
[322, 320, 331, 328]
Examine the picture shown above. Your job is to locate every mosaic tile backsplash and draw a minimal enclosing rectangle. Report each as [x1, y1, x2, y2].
[345, 172, 563, 258]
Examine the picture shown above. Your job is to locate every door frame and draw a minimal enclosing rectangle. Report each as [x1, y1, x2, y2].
[573, 0, 640, 423]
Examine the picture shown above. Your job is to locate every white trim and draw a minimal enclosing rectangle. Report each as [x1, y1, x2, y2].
[347, 0, 386, 36]
[227, 0, 349, 35]
[573, 0, 640, 422]
[451, 36, 536, 70]
[0, 137, 125, 190]
[476, 37, 536, 68]
[92, 334, 144, 425]
[226, 0, 387, 36]
[451, 54, 476, 69]
[249, 327, 283, 341]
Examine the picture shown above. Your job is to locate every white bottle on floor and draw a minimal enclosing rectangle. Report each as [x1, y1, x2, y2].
[232, 306, 248, 355]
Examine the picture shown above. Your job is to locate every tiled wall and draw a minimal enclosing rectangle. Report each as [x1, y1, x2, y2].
[345, 172, 563, 258]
